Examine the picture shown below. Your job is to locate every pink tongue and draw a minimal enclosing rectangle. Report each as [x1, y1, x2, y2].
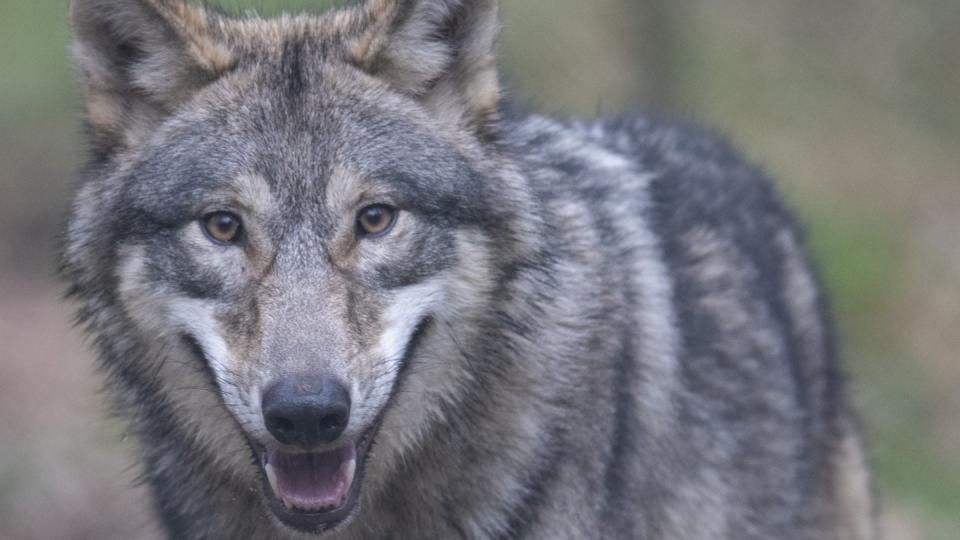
[269, 445, 355, 511]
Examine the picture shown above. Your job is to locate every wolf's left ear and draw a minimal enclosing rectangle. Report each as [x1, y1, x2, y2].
[350, 0, 500, 135]
[70, 0, 234, 154]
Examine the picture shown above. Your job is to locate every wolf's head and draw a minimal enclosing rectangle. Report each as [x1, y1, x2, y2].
[64, 0, 537, 534]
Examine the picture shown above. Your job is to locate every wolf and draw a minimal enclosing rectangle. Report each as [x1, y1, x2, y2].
[61, 0, 874, 538]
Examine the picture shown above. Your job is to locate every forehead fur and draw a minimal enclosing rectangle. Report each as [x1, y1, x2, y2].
[216, 7, 365, 53]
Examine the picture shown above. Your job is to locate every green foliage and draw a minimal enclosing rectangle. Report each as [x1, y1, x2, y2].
[0, 1, 75, 122]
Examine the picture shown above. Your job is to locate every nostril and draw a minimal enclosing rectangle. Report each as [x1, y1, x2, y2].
[318, 411, 347, 433]
[267, 415, 296, 434]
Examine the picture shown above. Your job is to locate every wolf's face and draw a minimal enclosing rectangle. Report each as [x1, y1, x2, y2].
[66, 0, 520, 534]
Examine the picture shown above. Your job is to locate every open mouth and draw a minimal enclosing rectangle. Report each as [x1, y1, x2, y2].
[258, 431, 375, 534]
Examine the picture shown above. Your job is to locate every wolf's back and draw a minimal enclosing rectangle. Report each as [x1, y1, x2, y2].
[499, 113, 874, 539]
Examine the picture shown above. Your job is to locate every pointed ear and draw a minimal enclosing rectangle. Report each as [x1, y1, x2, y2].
[350, 0, 500, 135]
[70, 0, 235, 154]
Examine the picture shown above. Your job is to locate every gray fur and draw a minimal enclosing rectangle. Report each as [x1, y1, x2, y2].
[62, 0, 874, 538]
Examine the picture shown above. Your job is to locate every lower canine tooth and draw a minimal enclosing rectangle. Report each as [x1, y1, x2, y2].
[265, 463, 280, 497]
[346, 456, 356, 489]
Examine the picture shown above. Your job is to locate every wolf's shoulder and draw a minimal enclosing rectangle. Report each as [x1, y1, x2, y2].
[503, 111, 799, 236]
[581, 114, 797, 228]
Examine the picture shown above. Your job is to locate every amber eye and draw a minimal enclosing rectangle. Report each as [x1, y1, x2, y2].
[202, 212, 243, 244]
[356, 205, 398, 237]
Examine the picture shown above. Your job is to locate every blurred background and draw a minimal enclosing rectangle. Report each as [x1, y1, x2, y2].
[1, 0, 957, 538]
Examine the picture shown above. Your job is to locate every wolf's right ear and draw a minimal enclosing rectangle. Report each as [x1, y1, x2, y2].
[70, 0, 234, 154]
[348, 0, 500, 136]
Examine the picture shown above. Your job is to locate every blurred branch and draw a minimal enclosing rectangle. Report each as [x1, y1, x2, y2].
[622, 0, 680, 109]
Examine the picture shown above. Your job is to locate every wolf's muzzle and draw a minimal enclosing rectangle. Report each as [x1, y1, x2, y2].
[256, 375, 367, 531]
[262, 375, 351, 448]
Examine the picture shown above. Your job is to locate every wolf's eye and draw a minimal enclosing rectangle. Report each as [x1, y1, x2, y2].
[357, 205, 398, 237]
[202, 212, 243, 245]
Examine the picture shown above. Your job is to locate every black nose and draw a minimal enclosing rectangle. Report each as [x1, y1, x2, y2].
[261, 376, 351, 447]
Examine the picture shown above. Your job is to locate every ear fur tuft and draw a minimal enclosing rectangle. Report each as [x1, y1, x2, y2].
[350, 0, 500, 135]
[70, 0, 234, 153]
